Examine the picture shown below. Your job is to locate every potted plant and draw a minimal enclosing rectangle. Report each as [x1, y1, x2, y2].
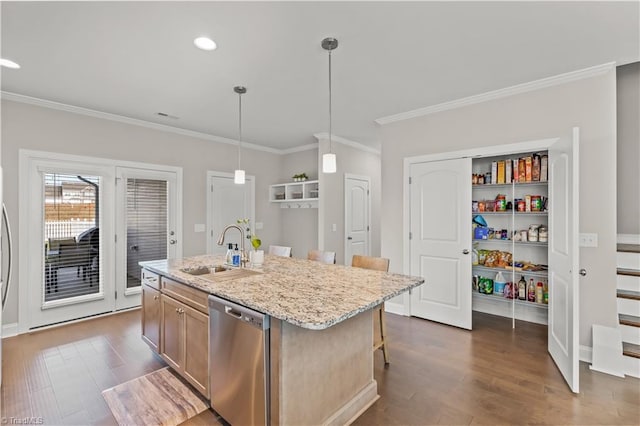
[292, 173, 308, 182]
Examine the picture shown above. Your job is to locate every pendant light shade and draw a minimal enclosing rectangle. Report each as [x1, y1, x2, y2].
[322, 153, 337, 173]
[234, 169, 245, 185]
[321, 37, 338, 174]
[234, 85, 247, 185]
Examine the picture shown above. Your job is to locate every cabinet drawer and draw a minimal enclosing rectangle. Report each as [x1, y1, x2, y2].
[141, 269, 160, 290]
[161, 277, 209, 314]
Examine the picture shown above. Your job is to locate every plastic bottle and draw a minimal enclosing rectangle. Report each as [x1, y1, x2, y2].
[225, 243, 234, 265]
[518, 276, 526, 300]
[232, 244, 241, 267]
[494, 272, 506, 296]
[527, 278, 536, 302]
[543, 281, 549, 304]
[536, 282, 544, 304]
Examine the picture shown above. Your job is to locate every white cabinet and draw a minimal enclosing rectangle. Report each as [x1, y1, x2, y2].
[471, 153, 550, 325]
[269, 180, 319, 208]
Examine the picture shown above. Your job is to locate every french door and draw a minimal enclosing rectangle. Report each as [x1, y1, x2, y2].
[25, 160, 115, 328]
[115, 167, 179, 310]
[21, 151, 181, 330]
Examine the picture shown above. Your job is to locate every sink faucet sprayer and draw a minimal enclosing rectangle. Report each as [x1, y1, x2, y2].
[217, 224, 247, 267]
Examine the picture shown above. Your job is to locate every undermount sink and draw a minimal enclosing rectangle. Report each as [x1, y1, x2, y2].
[180, 265, 261, 282]
[181, 265, 229, 275]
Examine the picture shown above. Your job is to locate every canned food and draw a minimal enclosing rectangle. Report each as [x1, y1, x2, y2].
[531, 195, 542, 212]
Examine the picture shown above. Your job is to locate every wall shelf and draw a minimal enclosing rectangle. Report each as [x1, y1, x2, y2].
[270, 180, 319, 208]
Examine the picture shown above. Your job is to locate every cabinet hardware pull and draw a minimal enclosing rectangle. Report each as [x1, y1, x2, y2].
[462, 249, 470, 254]
[153, 295, 159, 300]
[175, 308, 180, 313]
[579, 269, 587, 276]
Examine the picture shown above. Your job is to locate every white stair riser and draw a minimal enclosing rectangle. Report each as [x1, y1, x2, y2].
[617, 298, 640, 317]
[617, 252, 640, 270]
[617, 274, 640, 292]
[619, 324, 640, 345]
[622, 354, 640, 378]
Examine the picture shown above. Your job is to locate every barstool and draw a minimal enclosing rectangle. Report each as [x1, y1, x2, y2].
[351, 255, 391, 364]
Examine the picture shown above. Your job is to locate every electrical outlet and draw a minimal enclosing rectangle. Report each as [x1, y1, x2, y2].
[194, 224, 205, 233]
[579, 233, 598, 247]
[332, 224, 337, 232]
[255, 222, 263, 230]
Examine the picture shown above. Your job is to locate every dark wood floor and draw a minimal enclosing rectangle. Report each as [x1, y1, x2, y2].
[2, 310, 638, 425]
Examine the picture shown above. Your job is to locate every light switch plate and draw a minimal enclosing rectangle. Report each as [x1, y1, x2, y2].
[579, 233, 598, 247]
[332, 224, 337, 232]
[255, 222, 263, 230]
[194, 224, 205, 233]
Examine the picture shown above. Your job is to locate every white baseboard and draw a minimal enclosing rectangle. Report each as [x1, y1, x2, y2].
[384, 301, 408, 316]
[579, 345, 593, 363]
[622, 355, 640, 378]
[618, 234, 640, 245]
[2, 322, 18, 338]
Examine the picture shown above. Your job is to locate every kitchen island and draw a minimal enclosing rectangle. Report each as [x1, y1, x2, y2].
[140, 254, 423, 425]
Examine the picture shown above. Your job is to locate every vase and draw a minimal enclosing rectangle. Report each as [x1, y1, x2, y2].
[250, 250, 264, 267]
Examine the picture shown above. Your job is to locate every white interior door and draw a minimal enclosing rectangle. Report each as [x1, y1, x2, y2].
[207, 172, 255, 255]
[548, 128, 580, 393]
[115, 167, 180, 310]
[345, 175, 370, 264]
[409, 158, 472, 330]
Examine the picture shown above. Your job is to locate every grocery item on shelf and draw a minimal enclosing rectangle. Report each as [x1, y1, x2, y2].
[518, 276, 526, 300]
[478, 277, 493, 294]
[494, 272, 506, 296]
[536, 282, 544, 304]
[527, 278, 536, 302]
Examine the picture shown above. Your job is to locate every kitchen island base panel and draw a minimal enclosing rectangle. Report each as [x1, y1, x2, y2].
[272, 310, 377, 425]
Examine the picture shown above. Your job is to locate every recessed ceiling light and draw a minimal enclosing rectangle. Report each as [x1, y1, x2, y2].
[0, 58, 21, 69]
[194, 37, 217, 51]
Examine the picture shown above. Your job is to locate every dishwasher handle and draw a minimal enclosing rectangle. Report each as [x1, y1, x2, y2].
[209, 294, 270, 331]
[224, 305, 243, 319]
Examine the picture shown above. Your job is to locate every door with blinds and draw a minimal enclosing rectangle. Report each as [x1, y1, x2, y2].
[115, 167, 179, 310]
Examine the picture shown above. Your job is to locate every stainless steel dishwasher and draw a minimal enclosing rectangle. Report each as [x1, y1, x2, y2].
[208, 295, 270, 426]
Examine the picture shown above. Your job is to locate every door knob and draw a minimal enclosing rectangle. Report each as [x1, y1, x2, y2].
[579, 269, 587, 276]
[169, 239, 177, 245]
[462, 249, 470, 255]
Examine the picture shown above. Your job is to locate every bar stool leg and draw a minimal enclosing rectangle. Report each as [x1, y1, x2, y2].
[379, 307, 390, 364]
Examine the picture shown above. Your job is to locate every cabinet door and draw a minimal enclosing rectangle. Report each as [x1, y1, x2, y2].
[161, 295, 183, 371]
[141, 284, 161, 352]
[409, 158, 473, 329]
[183, 305, 210, 397]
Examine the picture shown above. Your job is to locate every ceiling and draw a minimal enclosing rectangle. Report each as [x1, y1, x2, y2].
[2, 2, 638, 151]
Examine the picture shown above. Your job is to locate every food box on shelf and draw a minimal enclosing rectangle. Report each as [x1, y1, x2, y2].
[291, 192, 303, 199]
[474, 227, 491, 240]
[275, 193, 285, 200]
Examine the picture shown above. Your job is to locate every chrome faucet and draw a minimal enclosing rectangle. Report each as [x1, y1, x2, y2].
[217, 224, 247, 267]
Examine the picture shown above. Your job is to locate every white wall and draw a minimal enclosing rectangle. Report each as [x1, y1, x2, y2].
[1, 99, 283, 325]
[616, 62, 640, 236]
[277, 149, 318, 258]
[380, 68, 618, 347]
[318, 138, 381, 265]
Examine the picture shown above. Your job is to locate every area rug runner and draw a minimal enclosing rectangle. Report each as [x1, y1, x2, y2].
[102, 367, 209, 426]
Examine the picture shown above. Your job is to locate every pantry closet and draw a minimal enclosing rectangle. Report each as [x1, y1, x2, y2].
[405, 129, 580, 392]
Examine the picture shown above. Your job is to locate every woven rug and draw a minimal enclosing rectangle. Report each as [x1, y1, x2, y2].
[102, 367, 209, 426]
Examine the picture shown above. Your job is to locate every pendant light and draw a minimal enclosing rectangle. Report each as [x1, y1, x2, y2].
[234, 85, 247, 184]
[321, 37, 338, 174]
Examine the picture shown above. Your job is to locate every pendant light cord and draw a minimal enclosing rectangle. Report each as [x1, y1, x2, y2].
[238, 92, 242, 170]
[328, 49, 332, 154]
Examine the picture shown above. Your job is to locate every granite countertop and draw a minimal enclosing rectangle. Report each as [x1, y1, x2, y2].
[140, 254, 424, 330]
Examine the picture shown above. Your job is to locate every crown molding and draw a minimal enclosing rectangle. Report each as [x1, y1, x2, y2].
[280, 143, 319, 155]
[375, 62, 617, 126]
[313, 133, 381, 155]
[1, 91, 285, 154]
